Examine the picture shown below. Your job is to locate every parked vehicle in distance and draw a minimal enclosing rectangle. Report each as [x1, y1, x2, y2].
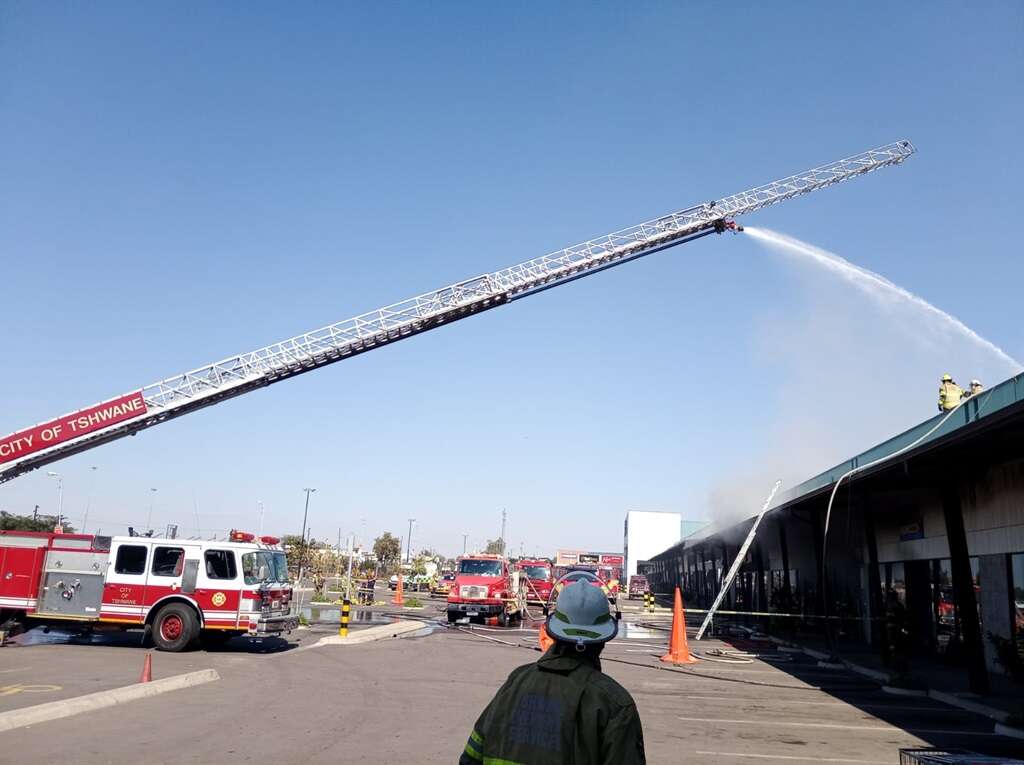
[447, 554, 525, 626]
[556, 566, 615, 603]
[628, 575, 649, 600]
[388, 574, 399, 590]
[432, 572, 456, 596]
[516, 558, 553, 605]
[409, 573, 432, 592]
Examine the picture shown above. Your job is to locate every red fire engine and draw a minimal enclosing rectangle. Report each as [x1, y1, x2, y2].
[515, 558, 554, 605]
[553, 551, 624, 603]
[446, 553, 525, 626]
[0, 529, 297, 651]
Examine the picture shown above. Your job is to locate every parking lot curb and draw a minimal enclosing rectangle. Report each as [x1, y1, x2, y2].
[928, 688, 1011, 725]
[766, 636, 1015, 725]
[315, 620, 426, 646]
[0, 668, 220, 733]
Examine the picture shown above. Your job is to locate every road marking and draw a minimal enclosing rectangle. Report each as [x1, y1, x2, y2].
[0, 684, 61, 697]
[674, 667, 841, 675]
[0, 669, 219, 733]
[672, 694, 949, 712]
[694, 752, 889, 764]
[677, 716, 998, 736]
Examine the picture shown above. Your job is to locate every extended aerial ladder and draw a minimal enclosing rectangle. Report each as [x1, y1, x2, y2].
[0, 141, 915, 484]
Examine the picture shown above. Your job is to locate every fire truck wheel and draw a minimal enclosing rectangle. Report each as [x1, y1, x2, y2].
[446, 609, 459, 624]
[152, 603, 199, 652]
[497, 609, 508, 628]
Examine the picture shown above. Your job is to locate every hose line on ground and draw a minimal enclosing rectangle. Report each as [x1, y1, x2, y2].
[450, 624, 878, 692]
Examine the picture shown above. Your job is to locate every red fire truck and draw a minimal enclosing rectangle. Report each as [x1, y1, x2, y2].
[0, 529, 297, 651]
[446, 553, 525, 626]
[515, 558, 554, 605]
[553, 551, 624, 604]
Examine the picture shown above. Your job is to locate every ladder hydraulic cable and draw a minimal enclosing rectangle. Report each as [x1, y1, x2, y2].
[0, 140, 915, 483]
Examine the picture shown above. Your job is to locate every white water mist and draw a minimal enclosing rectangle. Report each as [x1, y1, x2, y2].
[744, 226, 1022, 372]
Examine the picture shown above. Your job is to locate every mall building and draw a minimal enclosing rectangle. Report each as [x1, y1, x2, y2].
[647, 374, 1024, 694]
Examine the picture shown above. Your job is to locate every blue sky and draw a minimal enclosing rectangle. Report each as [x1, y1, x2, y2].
[2, 2, 1021, 556]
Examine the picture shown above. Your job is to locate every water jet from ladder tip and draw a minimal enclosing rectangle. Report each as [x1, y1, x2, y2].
[741, 226, 1022, 373]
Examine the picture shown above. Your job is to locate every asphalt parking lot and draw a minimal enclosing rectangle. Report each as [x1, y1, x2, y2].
[1, 605, 1020, 764]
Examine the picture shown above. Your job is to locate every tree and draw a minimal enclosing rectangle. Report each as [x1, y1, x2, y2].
[281, 534, 325, 578]
[373, 532, 402, 571]
[484, 538, 506, 555]
[0, 511, 76, 534]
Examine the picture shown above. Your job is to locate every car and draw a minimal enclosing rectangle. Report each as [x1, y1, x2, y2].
[388, 574, 399, 590]
[413, 574, 433, 592]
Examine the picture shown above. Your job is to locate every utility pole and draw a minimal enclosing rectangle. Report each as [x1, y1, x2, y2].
[406, 518, 416, 563]
[257, 500, 264, 536]
[299, 488, 316, 581]
[500, 508, 507, 554]
[462, 533, 468, 556]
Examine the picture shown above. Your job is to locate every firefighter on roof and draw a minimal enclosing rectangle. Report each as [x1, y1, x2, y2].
[938, 374, 964, 412]
[459, 579, 645, 764]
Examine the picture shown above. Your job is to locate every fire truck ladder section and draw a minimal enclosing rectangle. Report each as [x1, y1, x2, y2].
[0, 141, 915, 483]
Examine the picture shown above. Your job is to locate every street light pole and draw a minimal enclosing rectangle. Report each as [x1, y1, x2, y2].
[146, 488, 157, 532]
[346, 533, 355, 601]
[462, 533, 468, 556]
[406, 518, 416, 563]
[299, 488, 316, 581]
[46, 472, 63, 528]
[82, 466, 98, 533]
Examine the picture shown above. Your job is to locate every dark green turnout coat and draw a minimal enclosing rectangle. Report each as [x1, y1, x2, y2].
[459, 644, 646, 764]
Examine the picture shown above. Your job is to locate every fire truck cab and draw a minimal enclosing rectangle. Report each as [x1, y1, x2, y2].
[447, 553, 525, 626]
[0, 529, 297, 651]
[515, 558, 553, 605]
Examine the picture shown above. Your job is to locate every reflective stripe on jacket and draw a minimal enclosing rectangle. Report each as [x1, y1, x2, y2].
[458, 643, 645, 764]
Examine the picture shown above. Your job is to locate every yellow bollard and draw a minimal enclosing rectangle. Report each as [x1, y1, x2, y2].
[339, 599, 351, 637]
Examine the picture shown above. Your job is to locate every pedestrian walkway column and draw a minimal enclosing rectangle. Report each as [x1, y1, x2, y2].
[941, 480, 989, 694]
[862, 501, 885, 654]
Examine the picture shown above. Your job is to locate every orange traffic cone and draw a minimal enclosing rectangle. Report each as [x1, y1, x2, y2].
[139, 653, 153, 683]
[392, 573, 404, 606]
[538, 623, 555, 652]
[660, 587, 698, 665]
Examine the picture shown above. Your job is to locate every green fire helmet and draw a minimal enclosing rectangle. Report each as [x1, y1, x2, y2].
[545, 579, 618, 647]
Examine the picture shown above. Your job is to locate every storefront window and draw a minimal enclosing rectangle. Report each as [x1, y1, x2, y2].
[932, 557, 980, 658]
[879, 562, 906, 605]
[1010, 553, 1024, 655]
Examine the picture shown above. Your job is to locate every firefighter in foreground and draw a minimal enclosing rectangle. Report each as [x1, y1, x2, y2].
[459, 579, 646, 764]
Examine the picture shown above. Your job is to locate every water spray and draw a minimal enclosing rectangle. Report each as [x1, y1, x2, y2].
[743, 226, 1022, 372]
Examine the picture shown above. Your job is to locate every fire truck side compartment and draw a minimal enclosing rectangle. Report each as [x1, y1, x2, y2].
[37, 549, 109, 617]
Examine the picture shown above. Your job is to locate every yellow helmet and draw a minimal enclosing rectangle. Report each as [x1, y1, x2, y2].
[942, 374, 952, 382]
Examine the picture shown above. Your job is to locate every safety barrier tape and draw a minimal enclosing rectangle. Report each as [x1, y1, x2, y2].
[631, 605, 880, 621]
